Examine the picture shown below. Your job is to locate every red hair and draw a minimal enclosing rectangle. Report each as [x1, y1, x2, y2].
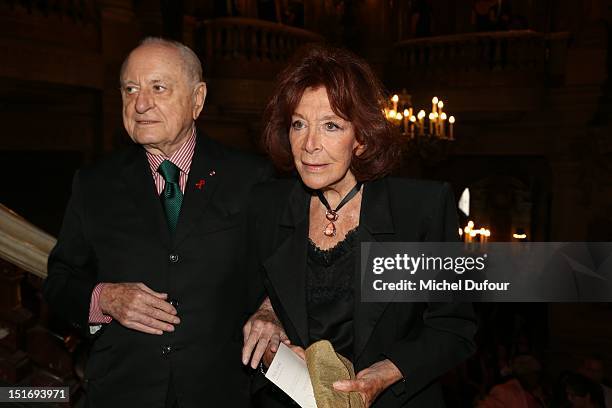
[262, 44, 402, 181]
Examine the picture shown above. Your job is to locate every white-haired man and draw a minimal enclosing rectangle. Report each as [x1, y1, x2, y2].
[44, 38, 280, 407]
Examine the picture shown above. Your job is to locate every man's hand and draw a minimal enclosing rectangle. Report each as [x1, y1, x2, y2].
[99, 283, 179, 335]
[333, 359, 404, 407]
[242, 297, 289, 369]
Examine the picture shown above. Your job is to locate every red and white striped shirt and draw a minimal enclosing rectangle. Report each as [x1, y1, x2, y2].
[145, 127, 196, 195]
[88, 128, 197, 324]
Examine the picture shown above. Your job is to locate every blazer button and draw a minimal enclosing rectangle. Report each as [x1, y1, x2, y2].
[162, 345, 173, 356]
[169, 254, 179, 263]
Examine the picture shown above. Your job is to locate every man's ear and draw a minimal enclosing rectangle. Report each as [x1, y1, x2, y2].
[192, 82, 207, 119]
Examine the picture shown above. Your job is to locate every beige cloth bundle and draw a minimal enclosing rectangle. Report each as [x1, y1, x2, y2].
[305, 340, 365, 408]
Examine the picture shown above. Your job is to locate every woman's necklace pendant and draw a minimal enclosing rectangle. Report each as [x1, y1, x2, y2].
[316, 182, 362, 238]
[324, 221, 337, 237]
[325, 210, 339, 221]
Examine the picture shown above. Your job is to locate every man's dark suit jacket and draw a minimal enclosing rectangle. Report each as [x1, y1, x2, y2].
[247, 177, 477, 407]
[44, 136, 272, 408]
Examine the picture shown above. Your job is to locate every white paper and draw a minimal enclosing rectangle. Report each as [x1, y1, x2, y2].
[265, 342, 318, 408]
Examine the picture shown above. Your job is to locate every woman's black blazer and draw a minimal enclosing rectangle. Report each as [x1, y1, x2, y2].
[247, 176, 477, 407]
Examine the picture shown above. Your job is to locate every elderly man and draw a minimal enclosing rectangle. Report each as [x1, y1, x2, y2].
[44, 38, 280, 407]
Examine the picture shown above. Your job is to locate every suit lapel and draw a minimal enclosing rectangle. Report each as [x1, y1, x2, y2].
[354, 178, 395, 361]
[121, 146, 171, 248]
[263, 181, 311, 346]
[173, 136, 223, 248]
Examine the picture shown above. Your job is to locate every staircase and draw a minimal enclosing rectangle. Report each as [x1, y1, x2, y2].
[0, 204, 83, 406]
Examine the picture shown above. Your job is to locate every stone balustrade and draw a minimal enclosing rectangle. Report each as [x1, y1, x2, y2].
[0, 0, 98, 23]
[0, 204, 55, 280]
[392, 30, 570, 89]
[201, 17, 323, 79]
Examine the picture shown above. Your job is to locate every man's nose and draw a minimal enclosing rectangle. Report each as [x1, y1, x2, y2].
[135, 90, 155, 113]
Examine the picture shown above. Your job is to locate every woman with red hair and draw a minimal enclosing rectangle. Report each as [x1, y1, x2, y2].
[243, 44, 476, 407]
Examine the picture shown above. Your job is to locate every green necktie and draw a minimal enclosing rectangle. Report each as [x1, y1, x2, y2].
[157, 160, 183, 233]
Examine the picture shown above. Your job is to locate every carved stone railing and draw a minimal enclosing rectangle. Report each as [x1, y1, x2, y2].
[0, 204, 54, 279]
[391, 30, 570, 89]
[0, 0, 99, 24]
[201, 17, 323, 79]
[0, 0, 101, 53]
[0, 205, 80, 395]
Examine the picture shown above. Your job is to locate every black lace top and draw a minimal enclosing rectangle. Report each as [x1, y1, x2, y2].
[306, 227, 359, 361]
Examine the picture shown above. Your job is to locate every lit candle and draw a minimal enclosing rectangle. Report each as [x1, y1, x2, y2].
[392, 94, 399, 113]
[477, 228, 484, 245]
[464, 221, 473, 243]
[429, 112, 436, 136]
[449, 116, 455, 140]
[440, 112, 447, 138]
[410, 115, 416, 138]
[418, 110, 425, 136]
[434, 112, 440, 136]
[403, 109, 409, 134]
[432, 97, 438, 114]
[437, 102, 443, 135]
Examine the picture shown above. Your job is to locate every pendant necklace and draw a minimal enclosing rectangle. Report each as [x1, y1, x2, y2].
[316, 182, 362, 237]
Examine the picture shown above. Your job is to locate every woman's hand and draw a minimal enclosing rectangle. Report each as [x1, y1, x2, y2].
[288, 345, 306, 361]
[242, 297, 290, 369]
[333, 359, 404, 407]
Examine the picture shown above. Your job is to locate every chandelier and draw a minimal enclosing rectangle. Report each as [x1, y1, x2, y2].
[384, 92, 456, 139]
[459, 220, 491, 244]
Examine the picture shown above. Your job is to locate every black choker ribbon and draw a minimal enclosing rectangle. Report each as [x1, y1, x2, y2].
[316, 182, 363, 237]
